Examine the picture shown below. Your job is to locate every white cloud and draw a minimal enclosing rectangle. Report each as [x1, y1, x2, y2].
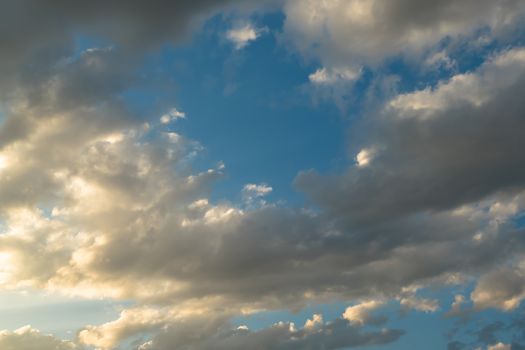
[226, 23, 267, 50]
[309, 66, 361, 85]
[387, 48, 525, 119]
[304, 313, 323, 331]
[355, 147, 377, 167]
[242, 183, 273, 208]
[243, 183, 273, 197]
[399, 296, 439, 313]
[160, 108, 185, 124]
[342, 300, 384, 326]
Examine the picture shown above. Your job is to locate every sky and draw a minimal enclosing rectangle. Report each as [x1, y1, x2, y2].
[0, 1, 525, 349]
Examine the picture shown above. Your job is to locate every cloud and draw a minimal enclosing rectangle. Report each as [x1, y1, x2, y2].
[309, 67, 361, 85]
[0, 1, 267, 116]
[447, 294, 466, 316]
[2, 126, 516, 315]
[306, 65, 362, 109]
[1, 49, 524, 344]
[78, 307, 183, 349]
[226, 23, 267, 49]
[1, 0, 250, 61]
[1, 78, 524, 314]
[242, 183, 273, 206]
[243, 183, 273, 197]
[354, 147, 378, 167]
[388, 50, 525, 119]
[304, 314, 324, 330]
[160, 108, 186, 124]
[0, 326, 79, 350]
[75, 306, 403, 350]
[282, 0, 525, 68]
[342, 300, 385, 326]
[296, 48, 525, 225]
[471, 265, 525, 311]
[399, 296, 439, 313]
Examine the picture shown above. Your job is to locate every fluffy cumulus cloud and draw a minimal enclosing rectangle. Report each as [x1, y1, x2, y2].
[342, 300, 385, 326]
[1, 0, 525, 349]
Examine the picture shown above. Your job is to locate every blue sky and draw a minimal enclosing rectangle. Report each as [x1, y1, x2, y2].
[129, 13, 349, 205]
[1, 1, 525, 350]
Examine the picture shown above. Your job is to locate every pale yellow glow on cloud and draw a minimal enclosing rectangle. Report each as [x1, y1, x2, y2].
[342, 300, 384, 325]
[355, 147, 376, 167]
[0, 252, 14, 284]
[0, 155, 8, 171]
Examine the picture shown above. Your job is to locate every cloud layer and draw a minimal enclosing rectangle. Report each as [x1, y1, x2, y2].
[1, 0, 525, 349]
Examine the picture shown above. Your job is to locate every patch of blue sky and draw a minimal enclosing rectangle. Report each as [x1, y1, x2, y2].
[127, 13, 347, 206]
[75, 12, 524, 211]
[513, 212, 525, 229]
[447, 306, 525, 348]
[0, 291, 129, 339]
[376, 25, 525, 102]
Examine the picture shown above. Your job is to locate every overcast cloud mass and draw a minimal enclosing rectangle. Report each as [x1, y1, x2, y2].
[0, 1, 525, 349]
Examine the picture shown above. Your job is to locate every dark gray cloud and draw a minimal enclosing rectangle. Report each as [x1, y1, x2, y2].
[0, 0, 271, 146]
[1, 0, 244, 62]
[296, 48, 525, 226]
[1, 0, 281, 77]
